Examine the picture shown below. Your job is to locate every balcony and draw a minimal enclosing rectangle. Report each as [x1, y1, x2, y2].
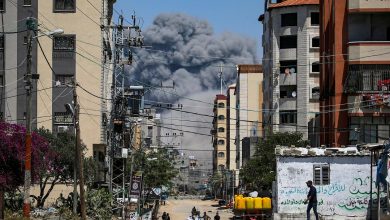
[344, 64, 390, 93]
[279, 73, 296, 86]
[349, 0, 390, 12]
[279, 98, 297, 110]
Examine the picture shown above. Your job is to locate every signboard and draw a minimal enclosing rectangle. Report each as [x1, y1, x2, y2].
[53, 113, 73, 125]
[129, 171, 142, 199]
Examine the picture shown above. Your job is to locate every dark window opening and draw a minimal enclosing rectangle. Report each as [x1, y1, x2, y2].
[387, 27, 390, 41]
[53, 35, 75, 51]
[281, 13, 297, 27]
[218, 102, 225, 108]
[217, 140, 225, 145]
[218, 115, 225, 120]
[280, 110, 297, 124]
[218, 152, 225, 158]
[312, 62, 320, 73]
[280, 35, 297, 49]
[0, 35, 4, 50]
[218, 127, 225, 132]
[311, 87, 320, 99]
[280, 85, 297, 98]
[311, 12, 320, 26]
[280, 60, 297, 74]
[23, 0, 32, 6]
[54, 0, 75, 12]
[312, 37, 320, 48]
[0, 0, 4, 12]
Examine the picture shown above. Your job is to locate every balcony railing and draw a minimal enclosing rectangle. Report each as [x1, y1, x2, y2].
[344, 64, 390, 93]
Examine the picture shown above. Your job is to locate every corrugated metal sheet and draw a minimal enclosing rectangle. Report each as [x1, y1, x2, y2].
[268, 0, 319, 9]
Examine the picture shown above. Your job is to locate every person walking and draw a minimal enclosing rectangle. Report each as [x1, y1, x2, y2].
[166, 213, 171, 220]
[203, 211, 211, 220]
[304, 180, 319, 220]
[214, 212, 220, 220]
[162, 212, 167, 220]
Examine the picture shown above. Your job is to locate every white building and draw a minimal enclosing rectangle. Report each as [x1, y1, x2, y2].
[275, 146, 375, 220]
[261, 0, 320, 145]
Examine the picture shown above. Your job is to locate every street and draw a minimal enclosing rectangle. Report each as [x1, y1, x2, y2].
[157, 199, 233, 220]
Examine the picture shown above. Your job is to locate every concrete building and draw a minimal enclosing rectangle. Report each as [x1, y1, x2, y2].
[0, 0, 115, 204]
[227, 84, 236, 171]
[235, 64, 263, 168]
[212, 94, 228, 172]
[320, 0, 390, 146]
[261, 0, 320, 146]
[274, 146, 374, 219]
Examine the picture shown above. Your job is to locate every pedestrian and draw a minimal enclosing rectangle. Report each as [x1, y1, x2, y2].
[203, 211, 211, 220]
[162, 211, 167, 220]
[214, 212, 220, 220]
[166, 213, 170, 220]
[304, 180, 319, 220]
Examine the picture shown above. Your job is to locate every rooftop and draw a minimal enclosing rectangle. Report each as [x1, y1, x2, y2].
[275, 146, 371, 157]
[268, 0, 319, 9]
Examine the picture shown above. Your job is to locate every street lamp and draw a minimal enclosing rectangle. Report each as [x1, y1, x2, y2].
[23, 17, 64, 218]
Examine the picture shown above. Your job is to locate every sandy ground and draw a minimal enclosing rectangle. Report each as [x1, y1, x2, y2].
[157, 199, 233, 220]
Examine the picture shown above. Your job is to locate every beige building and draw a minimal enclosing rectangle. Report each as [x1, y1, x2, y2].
[212, 94, 228, 172]
[235, 64, 263, 168]
[227, 84, 236, 171]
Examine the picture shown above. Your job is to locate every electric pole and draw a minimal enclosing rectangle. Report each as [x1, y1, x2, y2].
[23, 17, 35, 218]
[73, 79, 86, 219]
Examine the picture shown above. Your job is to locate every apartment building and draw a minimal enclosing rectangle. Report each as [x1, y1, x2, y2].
[226, 84, 236, 170]
[212, 94, 228, 172]
[261, 0, 320, 146]
[235, 64, 263, 168]
[320, 0, 390, 146]
[0, 0, 114, 157]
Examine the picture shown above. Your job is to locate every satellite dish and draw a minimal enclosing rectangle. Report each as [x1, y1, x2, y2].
[292, 91, 297, 98]
[290, 68, 296, 74]
[55, 81, 62, 86]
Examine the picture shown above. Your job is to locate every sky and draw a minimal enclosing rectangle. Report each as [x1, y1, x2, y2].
[113, 0, 265, 58]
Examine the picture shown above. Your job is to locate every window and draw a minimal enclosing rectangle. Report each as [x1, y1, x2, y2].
[0, 0, 4, 12]
[280, 85, 297, 98]
[281, 13, 297, 27]
[0, 75, 3, 86]
[55, 75, 73, 86]
[217, 140, 225, 145]
[280, 35, 297, 49]
[312, 62, 320, 73]
[54, 0, 75, 12]
[218, 152, 225, 158]
[147, 126, 153, 138]
[23, 0, 31, 6]
[218, 164, 225, 171]
[218, 103, 225, 108]
[312, 37, 320, 48]
[53, 35, 75, 51]
[0, 35, 4, 50]
[218, 127, 225, 132]
[280, 110, 297, 124]
[23, 36, 28, 45]
[280, 60, 297, 74]
[311, 12, 320, 26]
[311, 87, 320, 100]
[218, 115, 225, 120]
[313, 164, 330, 185]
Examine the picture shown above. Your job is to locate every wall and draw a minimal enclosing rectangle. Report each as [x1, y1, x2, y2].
[276, 156, 374, 218]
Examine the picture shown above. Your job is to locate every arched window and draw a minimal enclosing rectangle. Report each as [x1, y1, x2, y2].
[218, 164, 225, 171]
[218, 140, 225, 145]
[218, 127, 225, 132]
[218, 103, 225, 108]
[218, 115, 225, 120]
[218, 152, 225, 158]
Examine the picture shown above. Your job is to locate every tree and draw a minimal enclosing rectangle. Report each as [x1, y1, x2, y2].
[32, 128, 76, 208]
[0, 122, 51, 218]
[240, 132, 308, 191]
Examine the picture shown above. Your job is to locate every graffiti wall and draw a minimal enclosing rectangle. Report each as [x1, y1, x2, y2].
[276, 156, 375, 217]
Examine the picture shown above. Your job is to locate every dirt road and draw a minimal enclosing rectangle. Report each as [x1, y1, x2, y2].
[157, 198, 233, 220]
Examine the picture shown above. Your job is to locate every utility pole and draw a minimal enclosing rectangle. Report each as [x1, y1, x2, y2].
[73, 79, 86, 219]
[23, 17, 35, 218]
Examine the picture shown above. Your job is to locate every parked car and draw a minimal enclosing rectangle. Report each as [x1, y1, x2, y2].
[201, 195, 213, 200]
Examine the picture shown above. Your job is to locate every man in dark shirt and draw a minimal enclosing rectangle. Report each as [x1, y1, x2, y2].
[304, 180, 319, 220]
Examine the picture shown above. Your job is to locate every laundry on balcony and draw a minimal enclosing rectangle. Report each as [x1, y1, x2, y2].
[377, 79, 390, 91]
[361, 94, 390, 108]
[344, 64, 390, 93]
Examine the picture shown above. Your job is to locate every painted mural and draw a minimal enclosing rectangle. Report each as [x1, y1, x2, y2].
[276, 156, 377, 217]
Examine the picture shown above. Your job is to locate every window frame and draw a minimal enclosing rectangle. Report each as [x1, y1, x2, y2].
[311, 36, 320, 48]
[218, 127, 225, 133]
[217, 152, 225, 158]
[311, 61, 320, 73]
[279, 110, 297, 124]
[0, 0, 5, 12]
[23, 0, 32, 6]
[313, 164, 330, 185]
[53, 35, 76, 52]
[53, 0, 76, 13]
[281, 13, 297, 27]
[280, 35, 297, 49]
[217, 139, 225, 145]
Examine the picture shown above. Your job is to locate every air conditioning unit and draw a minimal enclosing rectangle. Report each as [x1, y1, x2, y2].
[58, 126, 69, 133]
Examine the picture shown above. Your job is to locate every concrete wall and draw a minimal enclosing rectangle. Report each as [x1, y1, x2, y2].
[276, 156, 374, 219]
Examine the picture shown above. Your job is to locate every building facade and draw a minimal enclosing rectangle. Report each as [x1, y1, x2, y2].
[320, 0, 390, 146]
[235, 64, 263, 168]
[227, 84, 236, 171]
[261, 0, 320, 146]
[212, 94, 228, 172]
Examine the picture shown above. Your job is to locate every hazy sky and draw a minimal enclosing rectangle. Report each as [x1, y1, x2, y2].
[113, 0, 265, 58]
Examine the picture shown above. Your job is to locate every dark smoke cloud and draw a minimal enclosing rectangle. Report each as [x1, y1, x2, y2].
[128, 13, 258, 163]
[128, 13, 258, 103]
